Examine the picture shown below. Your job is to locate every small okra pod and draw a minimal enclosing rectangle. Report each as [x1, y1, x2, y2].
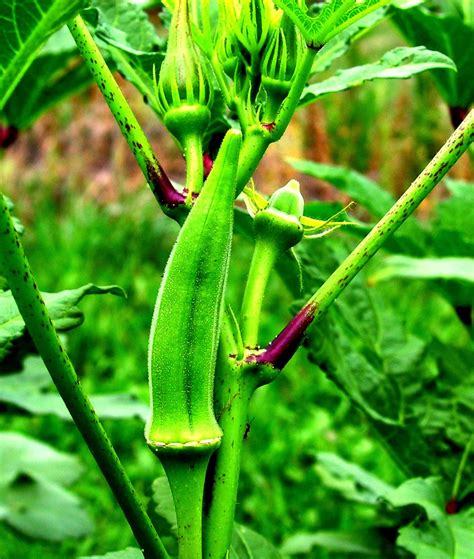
[240, 180, 305, 349]
[146, 129, 242, 456]
[253, 179, 305, 252]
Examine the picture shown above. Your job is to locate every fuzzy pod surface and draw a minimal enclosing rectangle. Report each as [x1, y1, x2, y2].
[146, 129, 242, 455]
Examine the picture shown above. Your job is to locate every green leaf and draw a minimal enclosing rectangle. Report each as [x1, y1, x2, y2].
[314, 452, 395, 504]
[2, 28, 92, 129]
[80, 549, 144, 559]
[0, 355, 149, 420]
[301, 46, 456, 105]
[281, 530, 381, 556]
[86, 0, 165, 114]
[152, 476, 177, 533]
[0, 283, 125, 362]
[311, 9, 388, 74]
[0, 432, 93, 541]
[230, 523, 282, 559]
[273, 0, 390, 46]
[370, 256, 474, 284]
[288, 161, 429, 255]
[386, 478, 474, 559]
[293, 236, 474, 480]
[0, 0, 89, 109]
[432, 180, 474, 258]
[288, 159, 394, 217]
[391, 7, 474, 107]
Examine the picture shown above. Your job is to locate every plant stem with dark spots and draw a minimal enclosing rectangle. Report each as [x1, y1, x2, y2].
[0, 194, 169, 559]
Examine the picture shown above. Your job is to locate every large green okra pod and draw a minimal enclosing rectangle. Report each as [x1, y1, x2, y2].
[146, 129, 241, 558]
[146, 129, 242, 453]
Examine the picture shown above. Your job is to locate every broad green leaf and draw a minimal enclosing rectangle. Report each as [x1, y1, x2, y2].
[152, 476, 177, 533]
[0, 432, 93, 541]
[273, 0, 390, 46]
[293, 234, 473, 480]
[288, 159, 394, 218]
[0, 356, 149, 420]
[427, 179, 474, 306]
[281, 530, 381, 555]
[301, 46, 456, 105]
[288, 161, 429, 255]
[2, 29, 91, 129]
[311, 9, 388, 74]
[86, 0, 165, 114]
[0, 0, 89, 109]
[370, 256, 474, 284]
[386, 478, 474, 559]
[432, 180, 474, 259]
[314, 452, 395, 504]
[391, 7, 474, 108]
[150, 476, 178, 555]
[230, 523, 282, 559]
[80, 549, 144, 559]
[0, 283, 125, 362]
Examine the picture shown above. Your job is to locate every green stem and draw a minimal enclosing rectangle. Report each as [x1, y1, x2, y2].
[235, 48, 316, 193]
[272, 48, 316, 141]
[235, 125, 271, 192]
[306, 109, 474, 316]
[203, 353, 256, 559]
[160, 454, 210, 559]
[240, 239, 279, 349]
[67, 16, 172, 208]
[184, 133, 204, 200]
[452, 434, 473, 500]
[0, 195, 169, 559]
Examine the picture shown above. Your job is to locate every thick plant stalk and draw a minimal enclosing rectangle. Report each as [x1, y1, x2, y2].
[68, 16, 183, 213]
[203, 353, 257, 559]
[0, 194, 169, 559]
[249, 109, 474, 370]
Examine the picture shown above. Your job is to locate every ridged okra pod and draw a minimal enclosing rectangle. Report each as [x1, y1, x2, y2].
[146, 129, 241, 453]
[146, 130, 242, 558]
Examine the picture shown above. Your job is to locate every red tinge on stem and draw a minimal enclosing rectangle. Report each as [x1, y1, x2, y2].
[146, 158, 186, 208]
[0, 125, 18, 149]
[246, 302, 317, 370]
[203, 153, 213, 178]
[445, 499, 458, 515]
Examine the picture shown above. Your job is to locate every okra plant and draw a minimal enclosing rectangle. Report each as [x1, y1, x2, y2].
[0, 0, 473, 558]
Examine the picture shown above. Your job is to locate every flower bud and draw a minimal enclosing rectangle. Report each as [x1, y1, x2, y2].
[157, 0, 213, 144]
[254, 180, 305, 251]
[261, 13, 304, 118]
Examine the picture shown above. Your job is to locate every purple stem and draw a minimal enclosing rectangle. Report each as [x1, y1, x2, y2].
[449, 106, 469, 129]
[246, 302, 318, 370]
[145, 156, 186, 208]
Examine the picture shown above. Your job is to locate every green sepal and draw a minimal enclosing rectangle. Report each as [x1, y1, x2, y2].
[254, 209, 304, 252]
[163, 104, 211, 148]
